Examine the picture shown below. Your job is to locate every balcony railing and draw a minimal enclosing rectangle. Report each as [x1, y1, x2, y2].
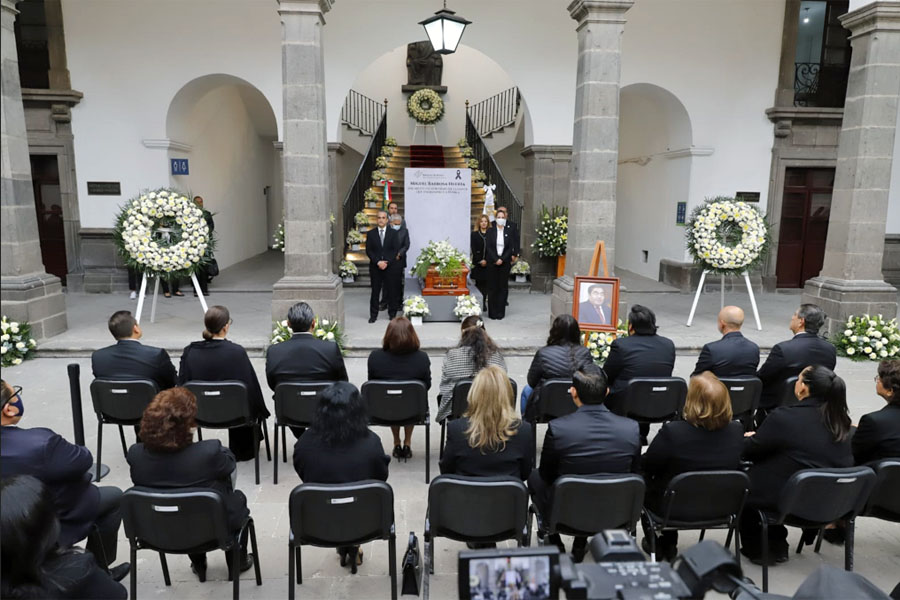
[341, 90, 387, 136]
[794, 62, 848, 108]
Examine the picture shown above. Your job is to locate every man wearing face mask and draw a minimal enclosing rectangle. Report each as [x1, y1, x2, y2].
[0, 380, 130, 581]
[390, 213, 410, 300]
[485, 206, 520, 319]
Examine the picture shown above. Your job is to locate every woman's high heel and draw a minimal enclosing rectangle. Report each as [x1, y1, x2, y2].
[392, 445, 403, 459]
[402, 445, 412, 461]
[350, 547, 363, 574]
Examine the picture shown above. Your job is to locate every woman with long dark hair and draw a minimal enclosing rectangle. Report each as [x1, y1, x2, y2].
[293, 382, 390, 571]
[127, 387, 253, 582]
[521, 314, 593, 418]
[0, 475, 126, 599]
[178, 305, 270, 460]
[739, 365, 853, 565]
[437, 316, 507, 422]
[471, 214, 491, 311]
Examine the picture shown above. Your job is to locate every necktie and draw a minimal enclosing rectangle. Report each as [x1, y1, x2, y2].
[379, 229, 384, 244]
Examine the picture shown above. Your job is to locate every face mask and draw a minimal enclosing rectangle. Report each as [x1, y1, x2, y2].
[391, 224, 401, 231]
[6, 393, 23, 417]
[496, 218, 507, 227]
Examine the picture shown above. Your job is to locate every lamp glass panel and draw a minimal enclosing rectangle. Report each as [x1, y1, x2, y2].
[442, 20, 465, 52]
[424, 20, 445, 51]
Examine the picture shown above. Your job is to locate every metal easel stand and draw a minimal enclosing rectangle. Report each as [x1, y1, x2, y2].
[686, 270, 762, 330]
[135, 272, 209, 324]
[414, 122, 439, 145]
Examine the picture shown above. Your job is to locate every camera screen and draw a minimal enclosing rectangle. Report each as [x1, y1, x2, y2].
[468, 555, 552, 600]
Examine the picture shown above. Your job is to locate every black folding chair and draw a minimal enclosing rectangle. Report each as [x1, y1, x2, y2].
[361, 380, 430, 483]
[532, 474, 645, 546]
[528, 378, 575, 459]
[423, 475, 531, 598]
[862, 459, 900, 523]
[757, 466, 876, 592]
[718, 377, 762, 430]
[439, 377, 518, 457]
[622, 377, 687, 428]
[780, 375, 800, 407]
[90, 379, 158, 482]
[642, 471, 750, 567]
[273, 382, 332, 484]
[121, 487, 262, 600]
[288, 481, 397, 600]
[184, 381, 271, 485]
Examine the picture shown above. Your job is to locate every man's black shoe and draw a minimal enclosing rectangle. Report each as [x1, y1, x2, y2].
[109, 562, 131, 582]
[379, 302, 388, 311]
[368, 316, 377, 323]
[823, 526, 846, 546]
[571, 538, 588, 563]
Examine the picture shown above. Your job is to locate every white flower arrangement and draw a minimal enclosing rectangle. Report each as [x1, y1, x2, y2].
[339, 260, 358, 278]
[531, 205, 568, 258]
[364, 188, 381, 206]
[453, 295, 482, 319]
[472, 170, 486, 183]
[272, 219, 285, 252]
[1, 316, 37, 367]
[269, 317, 347, 354]
[407, 89, 444, 124]
[460, 146, 473, 157]
[113, 188, 213, 278]
[375, 156, 389, 168]
[384, 137, 398, 147]
[381, 145, 395, 157]
[510, 260, 531, 276]
[354, 211, 370, 226]
[403, 296, 430, 317]
[466, 158, 480, 169]
[371, 170, 386, 182]
[582, 320, 629, 364]
[412, 239, 471, 278]
[831, 314, 900, 361]
[346, 229, 365, 246]
[685, 197, 770, 275]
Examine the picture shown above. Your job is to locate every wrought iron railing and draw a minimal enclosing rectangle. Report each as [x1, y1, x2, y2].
[466, 87, 520, 137]
[342, 110, 386, 248]
[465, 112, 523, 228]
[794, 62, 848, 108]
[340, 90, 386, 136]
[793, 62, 820, 107]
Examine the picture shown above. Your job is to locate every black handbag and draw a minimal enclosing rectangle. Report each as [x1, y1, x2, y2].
[400, 531, 422, 596]
[206, 257, 219, 277]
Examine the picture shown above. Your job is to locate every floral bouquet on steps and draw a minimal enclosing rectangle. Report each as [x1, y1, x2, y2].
[403, 296, 430, 318]
[453, 295, 481, 319]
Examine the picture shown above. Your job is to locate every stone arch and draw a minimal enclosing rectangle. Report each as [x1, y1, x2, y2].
[166, 74, 279, 271]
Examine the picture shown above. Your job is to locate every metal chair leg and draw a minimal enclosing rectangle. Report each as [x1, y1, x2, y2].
[118, 425, 128, 455]
[845, 518, 855, 571]
[197, 427, 203, 440]
[439, 421, 445, 459]
[96, 420, 103, 482]
[232, 543, 240, 600]
[130, 543, 138, 600]
[261, 420, 271, 461]
[159, 552, 171, 585]
[698, 529, 706, 541]
[425, 420, 431, 484]
[734, 525, 742, 571]
[389, 531, 398, 600]
[249, 520, 262, 585]
[296, 544, 302, 584]
[760, 513, 769, 593]
[253, 425, 260, 485]
[273, 423, 279, 484]
[814, 528, 825, 553]
[288, 545, 295, 600]
[282, 425, 287, 462]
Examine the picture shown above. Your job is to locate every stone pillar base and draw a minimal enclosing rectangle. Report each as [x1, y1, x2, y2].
[551, 275, 575, 322]
[802, 276, 898, 336]
[272, 274, 344, 324]
[1, 272, 68, 339]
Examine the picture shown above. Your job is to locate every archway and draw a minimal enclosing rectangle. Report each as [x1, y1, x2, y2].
[616, 83, 693, 280]
[166, 74, 279, 271]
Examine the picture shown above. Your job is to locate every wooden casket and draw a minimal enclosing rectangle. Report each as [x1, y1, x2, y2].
[421, 265, 469, 296]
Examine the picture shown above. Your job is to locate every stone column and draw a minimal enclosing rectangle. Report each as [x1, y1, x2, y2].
[521, 145, 571, 292]
[802, 2, 900, 334]
[1, 0, 66, 339]
[272, 0, 344, 322]
[551, 0, 633, 319]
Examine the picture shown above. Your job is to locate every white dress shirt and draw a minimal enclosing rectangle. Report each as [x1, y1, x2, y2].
[495, 226, 505, 257]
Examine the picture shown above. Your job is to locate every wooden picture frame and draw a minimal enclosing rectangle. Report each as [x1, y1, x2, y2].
[573, 276, 620, 332]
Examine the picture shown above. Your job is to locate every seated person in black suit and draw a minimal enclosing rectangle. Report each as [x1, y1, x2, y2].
[602, 304, 675, 439]
[293, 382, 390, 572]
[739, 365, 853, 565]
[853, 359, 900, 464]
[0, 476, 126, 600]
[367, 316, 431, 460]
[127, 387, 252, 582]
[178, 305, 270, 461]
[0, 380, 129, 580]
[91, 310, 177, 391]
[757, 304, 836, 420]
[640, 372, 744, 560]
[439, 365, 533, 481]
[691, 306, 760, 378]
[521, 314, 592, 418]
[527, 365, 640, 561]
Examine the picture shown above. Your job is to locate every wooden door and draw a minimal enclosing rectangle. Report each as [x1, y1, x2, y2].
[30, 154, 67, 285]
[776, 168, 834, 288]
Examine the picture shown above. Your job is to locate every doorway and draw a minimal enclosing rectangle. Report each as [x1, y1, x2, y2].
[30, 154, 67, 285]
[776, 167, 833, 287]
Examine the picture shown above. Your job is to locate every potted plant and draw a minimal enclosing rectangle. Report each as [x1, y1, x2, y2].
[472, 170, 486, 184]
[511, 259, 531, 283]
[375, 155, 389, 169]
[346, 229, 364, 251]
[339, 259, 358, 283]
[1, 316, 37, 367]
[466, 158, 480, 169]
[371, 169, 386, 182]
[354, 211, 370, 231]
[453, 295, 481, 320]
[402, 295, 430, 326]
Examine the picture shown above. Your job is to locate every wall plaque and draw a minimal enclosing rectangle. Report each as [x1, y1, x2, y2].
[735, 191, 760, 203]
[87, 181, 121, 195]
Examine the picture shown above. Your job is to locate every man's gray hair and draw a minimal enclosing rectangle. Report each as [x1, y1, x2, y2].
[287, 302, 315, 333]
[797, 303, 825, 334]
[390, 213, 403, 223]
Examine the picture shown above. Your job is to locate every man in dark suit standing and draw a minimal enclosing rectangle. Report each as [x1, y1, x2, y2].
[391, 212, 409, 298]
[757, 304, 836, 417]
[0, 382, 130, 580]
[91, 310, 177, 391]
[485, 206, 519, 320]
[528, 365, 640, 561]
[366, 210, 401, 323]
[692, 305, 760, 377]
[379, 204, 407, 311]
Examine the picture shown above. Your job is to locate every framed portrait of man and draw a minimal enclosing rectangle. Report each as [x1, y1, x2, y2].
[573, 276, 620, 332]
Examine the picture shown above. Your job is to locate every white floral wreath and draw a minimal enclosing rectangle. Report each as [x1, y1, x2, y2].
[407, 89, 444, 125]
[115, 189, 211, 277]
[687, 199, 768, 274]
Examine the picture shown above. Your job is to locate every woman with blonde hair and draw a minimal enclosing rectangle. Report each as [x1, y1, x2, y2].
[439, 365, 533, 480]
[640, 371, 744, 560]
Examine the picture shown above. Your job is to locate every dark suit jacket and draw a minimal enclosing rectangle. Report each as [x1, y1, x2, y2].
[127, 439, 248, 531]
[578, 301, 612, 326]
[602, 333, 676, 410]
[394, 227, 410, 269]
[179, 339, 270, 418]
[852, 403, 900, 464]
[470, 230, 489, 284]
[0, 426, 99, 546]
[2, 552, 127, 599]
[485, 225, 519, 264]
[293, 429, 389, 483]
[367, 349, 431, 391]
[366, 226, 401, 269]
[537, 404, 641, 485]
[265, 332, 348, 391]
[91, 339, 177, 390]
[743, 397, 852, 508]
[692, 331, 760, 377]
[757, 332, 837, 409]
[641, 420, 745, 508]
[439, 417, 533, 480]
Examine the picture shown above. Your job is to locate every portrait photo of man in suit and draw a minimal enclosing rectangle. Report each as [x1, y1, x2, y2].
[574, 277, 619, 331]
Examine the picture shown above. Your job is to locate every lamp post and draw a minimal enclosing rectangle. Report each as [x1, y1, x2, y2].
[419, 0, 471, 55]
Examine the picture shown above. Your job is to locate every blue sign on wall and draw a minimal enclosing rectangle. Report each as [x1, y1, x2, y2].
[171, 158, 189, 175]
[676, 201, 687, 225]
